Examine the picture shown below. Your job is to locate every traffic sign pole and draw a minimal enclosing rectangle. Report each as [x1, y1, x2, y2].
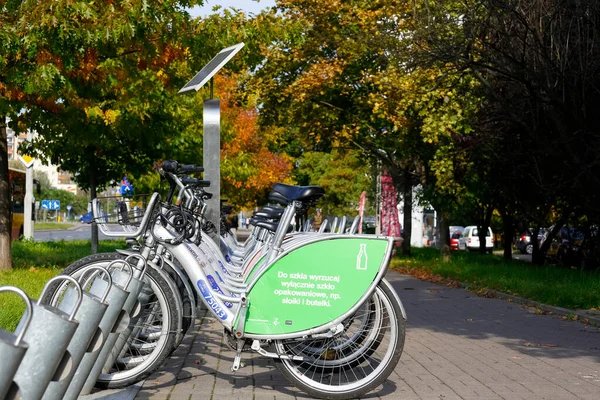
[20, 133, 35, 239]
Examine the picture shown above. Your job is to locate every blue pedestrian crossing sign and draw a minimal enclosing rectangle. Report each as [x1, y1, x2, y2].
[41, 200, 61, 210]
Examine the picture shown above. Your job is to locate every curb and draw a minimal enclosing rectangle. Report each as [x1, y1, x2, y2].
[34, 225, 84, 232]
[79, 380, 143, 400]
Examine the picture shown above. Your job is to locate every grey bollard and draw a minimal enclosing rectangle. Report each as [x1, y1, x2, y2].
[11, 276, 82, 400]
[0, 287, 32, 399]
[79, 259, 145, 395]
[41, 267, 112, 400]
[62, 266, 132, 400]
[100, 254, 148, 374]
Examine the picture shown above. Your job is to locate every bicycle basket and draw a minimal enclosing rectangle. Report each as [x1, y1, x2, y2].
[91, 193, 160, 237]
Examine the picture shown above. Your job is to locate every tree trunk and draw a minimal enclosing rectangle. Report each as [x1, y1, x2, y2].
[478, 206, 493, 254]
[530, 226, 544, 265]
[0, 115, 12, 270]
[90, 173, 98, 254]
[501, 210, 514, 261]
[401, 173, 412, 257]
[437, 210, 451, 261]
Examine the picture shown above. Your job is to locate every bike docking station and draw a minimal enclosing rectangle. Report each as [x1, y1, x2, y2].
[0, 253, 147, 400]
[12, 276, 83, 400]
[43, 267, 112, 400]
[178, 42, 246, 241]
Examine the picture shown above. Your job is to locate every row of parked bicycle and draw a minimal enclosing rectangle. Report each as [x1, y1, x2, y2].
[0, 160, 406, 400]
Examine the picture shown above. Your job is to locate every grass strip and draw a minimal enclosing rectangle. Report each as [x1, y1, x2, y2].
[390, 247, 600, 311]
[0, 239, 126, 332]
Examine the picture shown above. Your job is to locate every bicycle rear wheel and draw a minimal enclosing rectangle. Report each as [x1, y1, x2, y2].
[273, 279, 406, 400]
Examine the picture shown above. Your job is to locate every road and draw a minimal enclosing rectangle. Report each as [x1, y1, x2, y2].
[33, 227, 253, 243]
[34, 225, 112, 242]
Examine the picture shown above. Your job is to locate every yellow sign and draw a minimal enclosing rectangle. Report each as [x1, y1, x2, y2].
[19, 154, 35, 168]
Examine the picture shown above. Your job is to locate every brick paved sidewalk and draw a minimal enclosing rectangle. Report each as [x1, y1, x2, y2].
[134, 270, 600, 400]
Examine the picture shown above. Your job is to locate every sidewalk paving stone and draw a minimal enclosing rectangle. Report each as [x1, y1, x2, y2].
[128, 269, 600, 400]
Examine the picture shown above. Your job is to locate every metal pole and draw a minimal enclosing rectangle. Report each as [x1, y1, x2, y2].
[204, 99, 220, 240]
[23, 163, 33, 240]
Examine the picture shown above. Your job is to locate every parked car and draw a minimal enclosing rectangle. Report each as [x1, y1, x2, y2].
[450, 231, 463, 250]
[458, 226, 494, 252]
[79, 211, 108, 224]
[79, 211, 93, 224]
[543, 225, 600, 268]
[556, 226, 585, 267]
[449, 226, 465, 251]
[362, 216, 376, 234]
[515, 229, 546, 254]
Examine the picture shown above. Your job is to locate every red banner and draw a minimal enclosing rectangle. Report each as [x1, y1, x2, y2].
[358, 191, 366, 234]
[380, 170, 401, 237]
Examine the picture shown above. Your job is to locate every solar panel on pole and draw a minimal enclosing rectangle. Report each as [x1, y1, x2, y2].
[178, 43, 245, 94]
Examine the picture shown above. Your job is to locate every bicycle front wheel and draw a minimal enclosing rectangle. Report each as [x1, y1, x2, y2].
[273, 278, 406, 400]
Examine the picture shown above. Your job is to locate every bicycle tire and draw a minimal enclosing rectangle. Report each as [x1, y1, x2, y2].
[163, 255, 196, 342]
[273, 279, 406, 400]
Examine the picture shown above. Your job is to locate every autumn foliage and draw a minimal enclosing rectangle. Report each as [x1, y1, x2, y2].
[216, 74, 293, 207]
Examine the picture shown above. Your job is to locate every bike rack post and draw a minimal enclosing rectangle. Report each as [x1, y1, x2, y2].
[41, 267, 112, 400]
[303, 219, 310, 232]
[0, 287, 32, 399]
[319, 218, 329, 233]
[62, 266, 132, 400]
[339, 216, 347, 233]
[79, 259, 146, 395]
[331, 217, 339, 233]
[204, 98, 221, 240]
[349, 216, 360, 234]
[12, 276, 82, 400]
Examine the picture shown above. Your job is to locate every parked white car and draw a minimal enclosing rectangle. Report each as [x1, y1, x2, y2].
[458, 226, 494, 252]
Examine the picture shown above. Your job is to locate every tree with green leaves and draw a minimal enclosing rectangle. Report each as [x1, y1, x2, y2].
[411, 0, 600, 264]
[252, 1, 481, 256]
[296, 149, 375, 216]
[0, 1, 207, 262]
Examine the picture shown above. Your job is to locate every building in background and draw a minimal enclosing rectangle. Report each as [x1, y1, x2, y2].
[6, 126, 78, 193]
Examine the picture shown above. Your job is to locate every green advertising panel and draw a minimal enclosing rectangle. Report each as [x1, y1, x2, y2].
[244, 237, 390, 335]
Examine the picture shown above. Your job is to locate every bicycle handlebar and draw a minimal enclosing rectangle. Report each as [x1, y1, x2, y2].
[179, 164, 204, 173]
[162, 160, 204, 174]
[181, 177, 211, 187]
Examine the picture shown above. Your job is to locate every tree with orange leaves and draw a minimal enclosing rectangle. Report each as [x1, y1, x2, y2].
[217, 74, 293, 207]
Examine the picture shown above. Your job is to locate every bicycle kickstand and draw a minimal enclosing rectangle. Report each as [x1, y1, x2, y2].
[231, 339, 246, 372]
